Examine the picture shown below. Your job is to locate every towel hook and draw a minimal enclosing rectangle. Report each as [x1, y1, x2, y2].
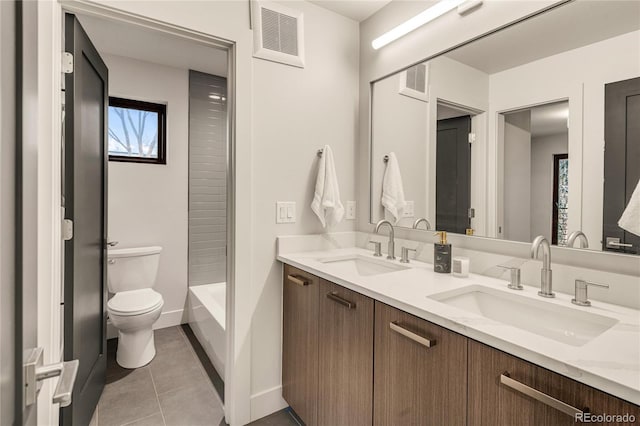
[317, 149, 323, 158]
[383, 155, 389, 163]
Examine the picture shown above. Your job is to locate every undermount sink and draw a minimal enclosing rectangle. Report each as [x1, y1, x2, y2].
[429, 285, 618, 346]
[317, 254, 409, 277]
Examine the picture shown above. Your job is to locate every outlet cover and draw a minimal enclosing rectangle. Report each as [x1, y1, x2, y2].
[276, 201, 296, 224]
[403, 201, 415, 218]
[346, 201, 356, 220]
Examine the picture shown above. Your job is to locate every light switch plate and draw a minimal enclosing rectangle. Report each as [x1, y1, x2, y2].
[346, 201, 356, 220]
[276, 202, 296, 224]
[403, 201, 415, 218]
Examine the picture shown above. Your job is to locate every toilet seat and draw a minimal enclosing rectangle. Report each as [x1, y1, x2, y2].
[108, 289, 163, 316]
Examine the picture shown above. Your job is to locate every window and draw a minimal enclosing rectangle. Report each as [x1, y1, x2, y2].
[108, 97, 166, 164]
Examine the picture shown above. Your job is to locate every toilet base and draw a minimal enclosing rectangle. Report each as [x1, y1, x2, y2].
[116, 328, 156, 369]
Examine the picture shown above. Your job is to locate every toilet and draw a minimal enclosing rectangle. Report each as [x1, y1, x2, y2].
[107, 246, 164, 369]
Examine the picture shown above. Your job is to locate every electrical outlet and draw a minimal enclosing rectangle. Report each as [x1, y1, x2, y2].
[276, 202, 296, 224]
[346, 201, 356, 220]
[403, 201, 415, 218]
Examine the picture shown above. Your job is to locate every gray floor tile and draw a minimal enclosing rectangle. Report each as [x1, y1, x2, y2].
[89, 408, 98, 426]
[122, 413, 165, 426]
[148, 341, 207, 395]
[248, 409, 300, 426]
[158, 381, 225, 426]
[98, 368, 161, 426]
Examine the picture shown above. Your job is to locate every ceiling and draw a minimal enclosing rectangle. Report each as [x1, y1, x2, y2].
[308, 0, 392, 21]
[530, 101, 569, 138]
[77, 14, 228, 76]
[446, 0, 640, 74]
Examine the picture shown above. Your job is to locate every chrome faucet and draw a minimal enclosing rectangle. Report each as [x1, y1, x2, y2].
[374, 220, 396, 260]
[531, 235, 554, 298]
[412, 218, 431, 230]
[566, 231, 589, 248]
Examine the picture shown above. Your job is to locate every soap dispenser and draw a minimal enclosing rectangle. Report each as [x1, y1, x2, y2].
[434, 231, 452, 273]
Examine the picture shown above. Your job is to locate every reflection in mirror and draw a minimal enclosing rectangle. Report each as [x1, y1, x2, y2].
[500, 101, 569, 246]
[369, 0, 640, 255]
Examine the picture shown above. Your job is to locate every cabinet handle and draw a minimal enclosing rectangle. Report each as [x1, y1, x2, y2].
[500, 373, 584, 418]
[287, 274, 309, 287]
[389, 321, 435, 348]
[326, 292, 355, 309]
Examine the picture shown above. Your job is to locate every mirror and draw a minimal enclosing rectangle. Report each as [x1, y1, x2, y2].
[370, 0, 640, 255]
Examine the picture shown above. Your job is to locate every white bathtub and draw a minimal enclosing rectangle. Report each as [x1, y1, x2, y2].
[189, 282, 226, 376]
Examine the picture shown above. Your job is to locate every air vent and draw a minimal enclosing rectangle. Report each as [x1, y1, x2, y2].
[399, 63, 429, 102]
[252, 0, 305, 68]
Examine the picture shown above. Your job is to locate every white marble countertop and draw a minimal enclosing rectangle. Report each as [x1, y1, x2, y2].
[277, 246, 640, 405]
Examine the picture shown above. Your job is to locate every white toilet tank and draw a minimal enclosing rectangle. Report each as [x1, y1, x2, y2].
[107, 246, 162, 293]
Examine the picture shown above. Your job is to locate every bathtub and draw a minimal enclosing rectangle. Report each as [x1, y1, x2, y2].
[189, 283, 226, 377]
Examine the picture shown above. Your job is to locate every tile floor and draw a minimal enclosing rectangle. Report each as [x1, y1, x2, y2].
[90, 325, 300, 426]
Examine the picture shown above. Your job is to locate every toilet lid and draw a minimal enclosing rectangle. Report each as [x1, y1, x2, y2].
[108, 289, 163, 316]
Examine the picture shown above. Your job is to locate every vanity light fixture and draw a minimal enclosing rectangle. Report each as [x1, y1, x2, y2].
[372, 0, 481, 50]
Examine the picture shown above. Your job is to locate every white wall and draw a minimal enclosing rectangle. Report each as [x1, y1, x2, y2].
[530, 132, 568, 240]
[488, 30, 640, 249]
[503, 114, 531, 242]
[371, 70, 428, 226]
[250, 1, 359, 417]
[106, 54, 189, 327]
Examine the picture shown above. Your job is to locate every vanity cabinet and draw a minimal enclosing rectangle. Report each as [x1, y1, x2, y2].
[281, 264, 639, 426]
[373, 302, 467, 426]
[468, 340, 640, 425]
[318, 280, 374, 426]
[282, 265, 320, 426]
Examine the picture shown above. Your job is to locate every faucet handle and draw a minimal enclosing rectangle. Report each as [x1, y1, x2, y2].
[368, 240, 382, 257]
[572, 279, 609, 307]
[497, 265, 523, 290]
[400, 247, 417, 264]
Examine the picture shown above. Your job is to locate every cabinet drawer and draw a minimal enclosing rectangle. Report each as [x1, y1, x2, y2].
[374, 301, 467, 426]
[318, 280, 374, 426]
[468, 340, 640, 426]
[282, 265, 320, 426]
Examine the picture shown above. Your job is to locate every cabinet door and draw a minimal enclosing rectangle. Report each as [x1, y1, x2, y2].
[468, 340, 640, 426]
[318, 280, 374, 426]
[282, 265, 320, 426]
[373, 302, 467, 426]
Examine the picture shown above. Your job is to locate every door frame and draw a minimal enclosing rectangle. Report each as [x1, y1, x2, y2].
[39, 1, 247, 424]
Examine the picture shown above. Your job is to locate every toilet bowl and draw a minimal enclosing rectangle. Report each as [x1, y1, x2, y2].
[107, 246, 164, 369]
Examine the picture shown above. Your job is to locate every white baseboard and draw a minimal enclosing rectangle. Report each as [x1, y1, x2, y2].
[107, 308, 186, 339]
[250, 386, 287, 422]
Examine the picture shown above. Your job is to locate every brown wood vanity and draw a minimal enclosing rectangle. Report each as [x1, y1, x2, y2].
[282, 264, 639, 426]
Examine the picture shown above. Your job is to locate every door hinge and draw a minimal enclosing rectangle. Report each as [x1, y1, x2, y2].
[468, 133, 476, 144]
[62, 52, 73, 74]
[468, 208, 475, 219]
[63, 219, 73, 241]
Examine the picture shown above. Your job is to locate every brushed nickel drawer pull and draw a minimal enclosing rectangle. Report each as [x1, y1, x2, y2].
[287, 274, 309, 287]
[389, 321, 435, 348]
[326, 292, 355, 309]
[500, 373, 584, 417]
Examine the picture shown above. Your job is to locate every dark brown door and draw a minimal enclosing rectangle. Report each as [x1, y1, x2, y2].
[373, 302, 467, 426]
[603, 77, 640, 254]
[437, 116, 472, 234]
[61, 13, 109, 426]
[468, 340, 639, 425]
[318, 280, 374, 426]
[282, 265, 320, 426]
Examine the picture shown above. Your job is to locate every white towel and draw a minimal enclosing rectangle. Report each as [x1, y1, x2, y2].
[618, 179, 640, 237]
[311, 145, 344, 228]
[381, 152, 406, 224]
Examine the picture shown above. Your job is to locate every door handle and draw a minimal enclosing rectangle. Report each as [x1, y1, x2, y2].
[326, 292, 356, 309]
[24, 347, 80, 408]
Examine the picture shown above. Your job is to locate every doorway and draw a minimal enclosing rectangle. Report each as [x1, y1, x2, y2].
[60, 9, 234, 426]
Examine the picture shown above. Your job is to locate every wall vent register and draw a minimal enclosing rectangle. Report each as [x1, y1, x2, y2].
[399, 63, 429, 102]
[252, 0, 305, 68]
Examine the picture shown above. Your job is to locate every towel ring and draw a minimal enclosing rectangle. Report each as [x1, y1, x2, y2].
[383, 155, 389, 163]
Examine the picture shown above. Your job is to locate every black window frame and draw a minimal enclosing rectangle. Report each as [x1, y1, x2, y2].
[108, 96, 167, 164]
